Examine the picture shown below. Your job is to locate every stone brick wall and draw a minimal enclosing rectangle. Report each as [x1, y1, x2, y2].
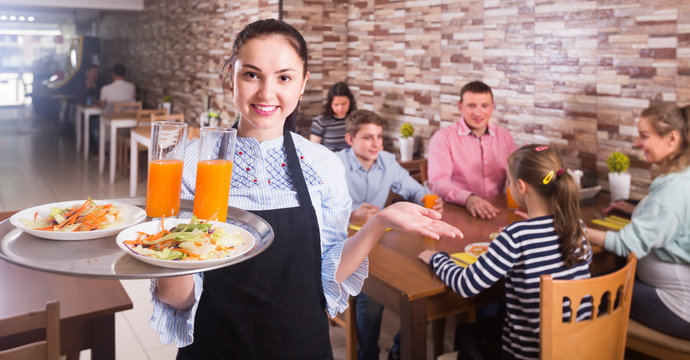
[97, 0, 690, 198]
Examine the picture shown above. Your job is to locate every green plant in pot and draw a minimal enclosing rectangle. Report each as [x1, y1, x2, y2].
[399, 122, 415, 162]
[607, 151, 631, 201]
[162, 94, 172, 114]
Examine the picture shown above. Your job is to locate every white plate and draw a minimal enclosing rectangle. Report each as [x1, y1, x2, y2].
[578, 185, 602, 201]
[116, 219, 256, 269]
[9, 200, 147, 241]
[464, 242, 490, 258]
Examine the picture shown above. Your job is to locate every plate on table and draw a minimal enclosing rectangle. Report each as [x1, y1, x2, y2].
[578, 185, 602, 201]
[464, 242, 490, 258]
[9, 200, 146, 240]
[116, 218, 256, 269]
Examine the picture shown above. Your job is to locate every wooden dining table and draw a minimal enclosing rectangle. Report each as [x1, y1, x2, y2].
[359, 193, 620, 360]
[0, 211, 133, 360]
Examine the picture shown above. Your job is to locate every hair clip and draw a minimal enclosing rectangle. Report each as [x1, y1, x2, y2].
[535, 145, 549, 152]
[556, 169, 564, 178]
[543, 170, 554, 184]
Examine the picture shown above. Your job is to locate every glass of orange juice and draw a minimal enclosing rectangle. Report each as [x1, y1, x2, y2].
[145, 121, 188, 218]
[193, 127, 237, 221]
[423, 181, 439, 209]
[506, 186, 519, 209]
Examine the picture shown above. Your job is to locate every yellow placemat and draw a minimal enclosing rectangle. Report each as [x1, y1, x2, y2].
[592, 218, 625, 230]
[348, 224, 393, 232]
[450, 252, 478, 268]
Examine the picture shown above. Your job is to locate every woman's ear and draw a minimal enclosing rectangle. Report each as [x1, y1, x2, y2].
[666, 129, 682, 148]
[300, 71, 310, 96]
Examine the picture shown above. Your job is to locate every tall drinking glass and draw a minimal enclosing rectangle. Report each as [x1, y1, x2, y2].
[193, 127, 237, 221]
[145, 121, 188, 218]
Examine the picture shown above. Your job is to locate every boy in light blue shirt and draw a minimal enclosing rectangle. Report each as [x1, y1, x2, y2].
[335, 109, 443, 360]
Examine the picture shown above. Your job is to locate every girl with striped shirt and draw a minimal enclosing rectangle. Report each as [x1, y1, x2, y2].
[420, 144, 592, 360]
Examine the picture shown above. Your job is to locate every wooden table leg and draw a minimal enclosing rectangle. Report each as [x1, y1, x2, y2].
[400, 297, 426, 360]
[432, 317, 446, 358]
[91, 315, 115, 360]
[346, 297, 358, 360]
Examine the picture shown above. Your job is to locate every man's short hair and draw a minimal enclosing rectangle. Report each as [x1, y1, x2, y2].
[460, 81, 493, 103]
[112, 64, 126, 77]
[345, 109, 388, 136]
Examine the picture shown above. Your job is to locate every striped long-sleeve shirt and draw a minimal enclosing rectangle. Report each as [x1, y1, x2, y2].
[149, 132, 365, 347]
[430, 215, 591, 359]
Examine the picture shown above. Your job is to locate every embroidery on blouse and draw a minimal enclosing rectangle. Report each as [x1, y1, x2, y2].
[264, 145, 324, 191]
[231, 140, 258, 189]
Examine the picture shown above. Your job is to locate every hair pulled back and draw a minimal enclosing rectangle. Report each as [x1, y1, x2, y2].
[324, 82, 356, 119]
[640, 104, 690, 176]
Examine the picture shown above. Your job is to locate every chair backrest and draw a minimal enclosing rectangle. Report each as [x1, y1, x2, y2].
[0, 300, 60, 360]
[540, 254, 637, 360]
[136, 109, 167, 127]
[113, 101, 142, 113]
[151, 113, 185, 124]
[419, 159, 428, 184]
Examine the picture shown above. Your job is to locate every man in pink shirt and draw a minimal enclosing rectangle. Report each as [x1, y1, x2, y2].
[428, 81, 517, 219]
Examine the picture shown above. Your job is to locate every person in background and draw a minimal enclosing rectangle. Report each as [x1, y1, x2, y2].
[335, 109, 444, 360]
[74, 64, 102, 106]
[588, 104, 690, 340]
[428, 80, 517, 219]
[151, 19, 463, 359]
[99, 63, 135, 112]
[310, 81, 357, 151]
[420, 144, 592, 360]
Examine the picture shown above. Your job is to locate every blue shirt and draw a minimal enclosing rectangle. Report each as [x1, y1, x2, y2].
[150, 133, 365, 347]
[335, 148, 426, 210]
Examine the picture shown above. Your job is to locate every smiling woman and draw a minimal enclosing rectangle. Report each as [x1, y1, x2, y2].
[150, 19, 463, 359]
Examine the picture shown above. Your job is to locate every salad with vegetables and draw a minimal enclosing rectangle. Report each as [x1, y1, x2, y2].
[22, 198, 122, 232]
[123, 217, 245, 261]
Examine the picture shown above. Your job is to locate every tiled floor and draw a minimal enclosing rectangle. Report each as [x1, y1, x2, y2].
[0, 105, 406, 359]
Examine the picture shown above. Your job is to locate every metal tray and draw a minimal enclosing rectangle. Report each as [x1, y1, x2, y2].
[0, 198, 274, 279]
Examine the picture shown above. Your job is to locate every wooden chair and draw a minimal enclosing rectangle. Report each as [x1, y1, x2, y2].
[626, 319, 690, 359]
[327, 297, 357, 360]
[540, 254, 637, 360]
[398, 157, 426, 184]
[112, 101, 142, 113]
[419, 158, 428, 184]
[117, 109, 166, 175]
[0, 300, 60, 360]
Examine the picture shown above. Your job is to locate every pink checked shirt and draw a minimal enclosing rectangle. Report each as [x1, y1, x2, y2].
[428, 118, 517, 206]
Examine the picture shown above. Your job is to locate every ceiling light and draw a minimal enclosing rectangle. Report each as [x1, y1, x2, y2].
[0, 15, 7, 21]
[27, 16, 34, 22]
[9, 15, 16, 21]
[18, 16, 25, 21]
[0, 29, 62, 36]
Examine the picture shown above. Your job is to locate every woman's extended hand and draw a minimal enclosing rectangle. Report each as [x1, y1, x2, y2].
[376, 202, 463, 240]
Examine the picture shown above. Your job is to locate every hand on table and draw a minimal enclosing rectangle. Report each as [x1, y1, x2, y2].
[602, 200, 635, 216]
[349, 203, 380, 226]
[466, 195, 500, 219]
[377, 202, 463, 240]
[418, 249, 437, 265]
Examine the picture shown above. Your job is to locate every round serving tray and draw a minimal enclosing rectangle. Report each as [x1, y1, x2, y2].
[0, 198, 274, 279]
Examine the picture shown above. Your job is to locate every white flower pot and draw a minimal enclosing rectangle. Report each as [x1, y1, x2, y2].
[399, 137, 414, 162]
[608, 172, 631, 202]
[162, 102, 171, 115]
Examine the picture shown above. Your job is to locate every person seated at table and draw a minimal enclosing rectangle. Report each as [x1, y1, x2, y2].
[427, 80, 517, 219]
[98, 63, 135, 113]
[310, 81, 357, 151]
[588, 104, 690, 340]
[74, 64, 102, 106]
[335, 109, 443, 360]
[420, 144, 592, 360]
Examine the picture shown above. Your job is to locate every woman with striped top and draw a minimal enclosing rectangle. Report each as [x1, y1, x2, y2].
[309, 81, 357, 151]
[420, 144, 592, 360]
[151, 19, 463, 359]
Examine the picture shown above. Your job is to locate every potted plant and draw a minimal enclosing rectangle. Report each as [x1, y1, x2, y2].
[162, 94, 172, 114]
[607, 151, 631, 201]
[399, 122, 415, 162]
[200, 109, 220, 127]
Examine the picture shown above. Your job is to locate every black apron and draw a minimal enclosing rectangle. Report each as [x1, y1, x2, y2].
[178, 129, 333, 359]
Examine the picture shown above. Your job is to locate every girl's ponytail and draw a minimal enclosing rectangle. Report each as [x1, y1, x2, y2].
[550, 170, 587, 267]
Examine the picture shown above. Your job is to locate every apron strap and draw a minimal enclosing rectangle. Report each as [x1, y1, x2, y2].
[282, 128, 313, 209]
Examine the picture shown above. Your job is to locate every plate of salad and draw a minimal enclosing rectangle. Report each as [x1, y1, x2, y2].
[116, 217, 256, 269]
[10, 198, 146, 240]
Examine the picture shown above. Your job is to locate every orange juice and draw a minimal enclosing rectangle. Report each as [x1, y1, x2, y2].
[424, 193, 439, 209]
[146, 159, 184, 217]
[193, 159, 234, 221]
[506, 186, 519, 209]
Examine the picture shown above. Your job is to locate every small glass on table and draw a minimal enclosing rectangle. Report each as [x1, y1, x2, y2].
[423, 181, 439, 209]
[193, 127, 237, 222]
[145, 121, 188, 218]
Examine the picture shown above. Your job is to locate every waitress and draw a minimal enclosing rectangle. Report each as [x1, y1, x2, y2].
[151, 19, 463, 359]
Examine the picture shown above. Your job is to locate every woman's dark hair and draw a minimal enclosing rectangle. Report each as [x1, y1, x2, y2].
[221, 19, 308, 131]
[508, 144, 588, 267]
[640, 104, 690, 177]
[323, 81, 356, 119]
